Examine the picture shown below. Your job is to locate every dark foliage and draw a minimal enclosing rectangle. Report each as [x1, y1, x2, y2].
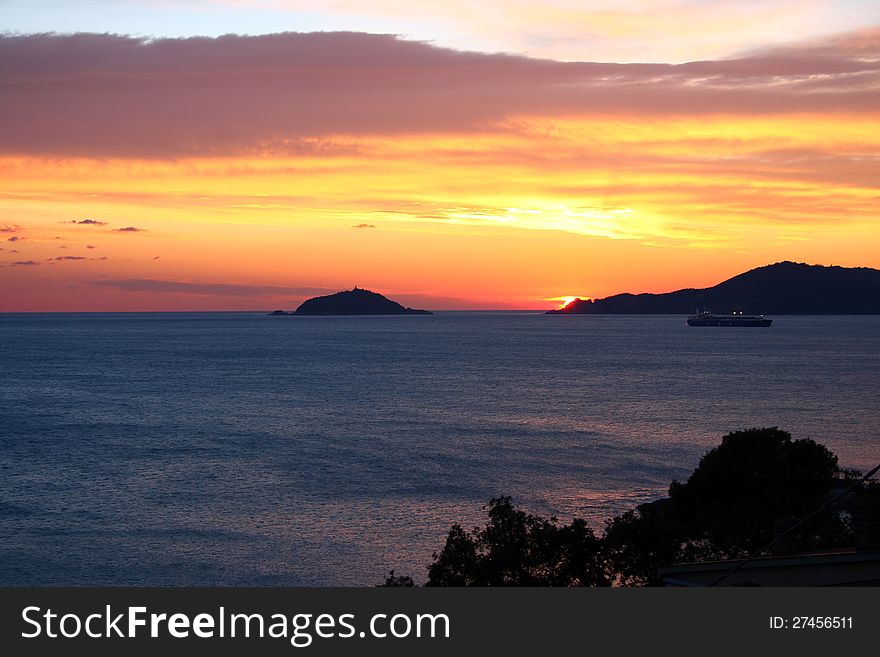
[394, 428, 856, 586]
[604, 427, 851, 584]
[377, 570, 415, 587]
[426, 497, 610, 586]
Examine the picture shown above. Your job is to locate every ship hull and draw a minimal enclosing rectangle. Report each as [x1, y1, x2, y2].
[687, 318, 772, 327]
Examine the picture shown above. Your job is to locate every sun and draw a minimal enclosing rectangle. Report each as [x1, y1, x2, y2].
[547, 296, 588, 309]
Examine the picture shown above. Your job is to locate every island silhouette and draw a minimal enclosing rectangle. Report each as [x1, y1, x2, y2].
[547, 261, 880, 315]
[270, 287, 433, 315]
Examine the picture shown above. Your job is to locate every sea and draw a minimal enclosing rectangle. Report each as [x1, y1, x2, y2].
[1, 312, 878, 585]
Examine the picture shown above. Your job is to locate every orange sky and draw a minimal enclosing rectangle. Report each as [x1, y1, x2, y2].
[1, 30, 879, 310]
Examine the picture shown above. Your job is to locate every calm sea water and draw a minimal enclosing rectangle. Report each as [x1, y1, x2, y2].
[1, 312, 878, 585]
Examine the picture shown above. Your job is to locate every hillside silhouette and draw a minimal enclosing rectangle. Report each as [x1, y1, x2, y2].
[270, 287, 432, 315]
[547, 262, 880, 315]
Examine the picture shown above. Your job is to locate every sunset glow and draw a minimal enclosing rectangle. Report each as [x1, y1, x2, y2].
[1, 9, 879, 311]
[550, 297, 587, 309]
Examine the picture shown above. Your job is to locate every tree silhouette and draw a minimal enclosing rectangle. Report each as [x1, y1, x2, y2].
[604, 427, 851, 584]
[376, 570, 415, 587]
[393, 427, 857, 586]
[426, 497, 610, 586]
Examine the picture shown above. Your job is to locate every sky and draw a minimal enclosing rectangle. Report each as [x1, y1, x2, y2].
[1, 1, 879, 310]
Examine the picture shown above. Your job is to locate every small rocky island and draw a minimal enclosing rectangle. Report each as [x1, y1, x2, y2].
[269, 287, 432, 316]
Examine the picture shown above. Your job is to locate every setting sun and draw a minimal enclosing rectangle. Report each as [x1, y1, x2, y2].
[550, 296, 589, 309]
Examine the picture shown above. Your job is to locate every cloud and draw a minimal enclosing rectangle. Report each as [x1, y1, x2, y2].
[299, 4, 880, 63]
[51, 256, 88, 261]
[7, 236, 23, 242]
[390, 292, 504, 310]
[11, 260, 39, 266]
[1, 224, 21, 233]
[86, 278, 514, 308]
[91, 279, 336, 297]
[3, 0, 879, 64]
[86, 245, 96, 249]
[352, 223, 376, 228]
[1, 30, 877, 158]
[65, 218, 108, 225]
[114, 226, 145, 232]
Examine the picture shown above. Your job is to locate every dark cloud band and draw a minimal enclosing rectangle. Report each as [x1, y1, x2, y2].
[1, 30, 877, 158]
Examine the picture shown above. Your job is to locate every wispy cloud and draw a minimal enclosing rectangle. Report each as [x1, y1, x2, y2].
[91, 279, 335, 297]
[352, 223, 376, 228]
[10, 260, 39, 266]
[113, 226, 146, 232]
[65, 218, 108, 225]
